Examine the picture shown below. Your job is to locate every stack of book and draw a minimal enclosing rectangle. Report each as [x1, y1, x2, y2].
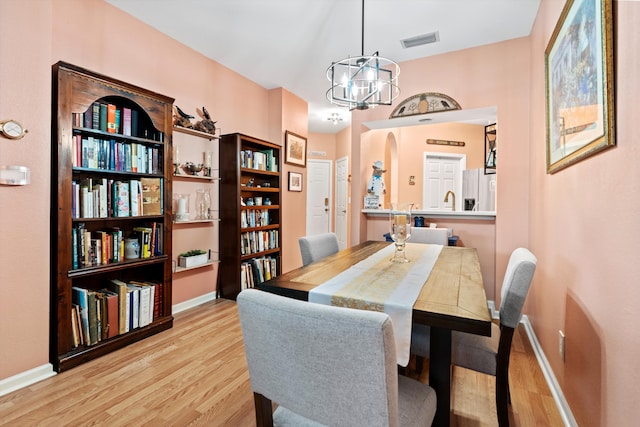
[240, 230, 279, 255]
[70, 279, 163, 348]
[71, 177, 163, 219]
[72, 103, 164, 141]
[72, 222, 162, 269]
[240, 256, 278, 290]
[240, 148, 278, 172]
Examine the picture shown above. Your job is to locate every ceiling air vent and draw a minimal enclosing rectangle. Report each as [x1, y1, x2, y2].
[400, 31, 440, 49]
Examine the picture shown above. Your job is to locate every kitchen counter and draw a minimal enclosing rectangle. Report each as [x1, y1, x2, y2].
[362, 209, 496, 221]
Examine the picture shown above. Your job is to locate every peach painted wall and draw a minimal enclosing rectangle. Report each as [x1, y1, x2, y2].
[336, 127, 352, 247]
[308, 133, 337, 161]
[0, 0, 53, 379]
[527, 1, 640, 425]
[274, 89, 308, 274]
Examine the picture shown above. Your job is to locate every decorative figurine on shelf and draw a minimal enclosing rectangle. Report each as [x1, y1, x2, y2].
[181, 162, 204, 176]
[193, 106, 217, 136]
[173, 105, 194, 128]
[246, 177, 254, 187]
[365, 160, 386, 209]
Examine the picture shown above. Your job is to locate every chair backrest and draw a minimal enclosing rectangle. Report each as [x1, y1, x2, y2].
[410, 228, 448, 246]
[237, 288, 400, 426]
[499, 248, 537, 328]
[298, 232, 340, 266]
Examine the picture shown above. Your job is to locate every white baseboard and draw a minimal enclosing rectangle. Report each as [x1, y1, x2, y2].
[0, 364, 56, 397]
[521, 315, 578, 427]
[172, 291, 219, 315]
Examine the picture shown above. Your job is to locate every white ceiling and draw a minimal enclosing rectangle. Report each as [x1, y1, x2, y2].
[106, 0, 540, 134]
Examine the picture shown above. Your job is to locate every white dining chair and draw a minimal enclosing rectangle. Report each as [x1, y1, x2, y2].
[410, 228, 448, 246]
[298, 232, 340, 266]
[238, 288, 437, 426]
[410, 247, 537, 427]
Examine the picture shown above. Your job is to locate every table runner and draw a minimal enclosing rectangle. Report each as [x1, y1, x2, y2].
[308, 242, 443, 366]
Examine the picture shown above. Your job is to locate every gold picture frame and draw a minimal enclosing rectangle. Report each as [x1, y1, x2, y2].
[545, 0, 615, 174]
[284, 130, 307, 167]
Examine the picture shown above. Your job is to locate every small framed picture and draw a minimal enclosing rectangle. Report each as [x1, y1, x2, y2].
[285, 130, 307, 167]
[288, 171, 303, 192]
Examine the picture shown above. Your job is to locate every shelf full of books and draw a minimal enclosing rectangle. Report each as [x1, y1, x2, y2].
[51, 61, 174, 372]
[219, 133, 282, 299]
[71, 279, 163, 348]
[241, 256, 278, 290]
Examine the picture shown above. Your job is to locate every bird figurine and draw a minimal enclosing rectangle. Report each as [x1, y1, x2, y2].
[176, 105, 194, 119]
[194, 106, 217, 136]
[173, 105, 194, 128]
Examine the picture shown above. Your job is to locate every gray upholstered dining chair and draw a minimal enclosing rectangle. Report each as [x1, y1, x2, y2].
[410, 228, 448, 246]
[410, 247, 536, 427]
[298, 232, 340, 266]
[237, 288, 437, 427]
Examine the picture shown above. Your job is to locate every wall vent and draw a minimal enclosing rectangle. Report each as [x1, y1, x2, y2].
[401, 31, 440, 49]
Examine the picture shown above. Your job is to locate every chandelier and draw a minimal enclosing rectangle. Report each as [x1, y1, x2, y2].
[326, 0, 400, 110]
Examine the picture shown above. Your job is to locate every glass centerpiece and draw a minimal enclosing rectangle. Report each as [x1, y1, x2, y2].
[389, 203, 412, 263]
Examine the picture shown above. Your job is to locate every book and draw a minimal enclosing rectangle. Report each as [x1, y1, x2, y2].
[99, 289, 119, 339]
[71, 305, 80, 348]
[122, 107, 132, 136]
[140, 177, 162, 216]
[115, 181, 130, 217]
[131, 283, 151, 328]
[133, 226, 152, 258]
[109, 279, 129, 334]
[130, 179, 141, 216]
[87, 291, 99, 345]
[71, 287, 90, 346]
[127, 285, 140, 330]
[99, 103, 108, 132]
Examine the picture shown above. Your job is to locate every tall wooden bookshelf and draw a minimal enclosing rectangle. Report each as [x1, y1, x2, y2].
[219, 133, 281, 299]
[50, 62, 174, 372]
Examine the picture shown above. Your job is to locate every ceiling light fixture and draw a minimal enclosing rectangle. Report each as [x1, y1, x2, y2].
[326, 0, 400, 111]
[327, 113, 344, 124]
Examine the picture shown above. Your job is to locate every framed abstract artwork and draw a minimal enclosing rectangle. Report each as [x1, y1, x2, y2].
[545, 0, 614, 174]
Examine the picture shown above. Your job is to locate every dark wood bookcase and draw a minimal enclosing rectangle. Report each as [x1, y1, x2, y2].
[50, 62, 174, 372]
[219, 133, 282, 299]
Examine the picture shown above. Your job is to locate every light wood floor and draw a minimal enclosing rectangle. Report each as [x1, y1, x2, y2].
[0, 299, 564, 426]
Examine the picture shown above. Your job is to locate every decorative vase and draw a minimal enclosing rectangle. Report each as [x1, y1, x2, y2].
[124, 238, 140, 259]
[389, 203, 412, 263]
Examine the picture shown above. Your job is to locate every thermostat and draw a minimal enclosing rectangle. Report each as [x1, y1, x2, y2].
[0, 165, 30, 185]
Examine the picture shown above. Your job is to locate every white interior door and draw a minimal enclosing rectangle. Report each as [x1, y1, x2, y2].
[306, 160, 332, 236]
[335, 156, 348, 250]
[423, 153, 465, 211]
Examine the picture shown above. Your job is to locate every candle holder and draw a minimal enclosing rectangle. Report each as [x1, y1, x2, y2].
[203, 151, 213, 177]
[389, 203, 412, 263]
[195, 188, 211, 220]
[174, 193, 190, 222]
[173, 146, 181, 175]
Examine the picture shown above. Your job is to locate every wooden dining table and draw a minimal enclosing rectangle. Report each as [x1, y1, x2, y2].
[257, 241, 492, 427]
